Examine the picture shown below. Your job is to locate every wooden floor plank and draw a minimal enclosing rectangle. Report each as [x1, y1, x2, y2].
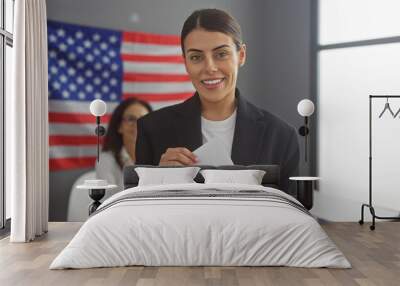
[0, 222, 399, 286]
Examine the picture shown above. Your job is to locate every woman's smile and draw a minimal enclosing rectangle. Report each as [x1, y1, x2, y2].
[201, 77, 225, 89]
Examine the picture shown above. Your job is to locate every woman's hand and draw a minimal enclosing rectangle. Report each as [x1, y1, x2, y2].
[159, 147, 198, 166]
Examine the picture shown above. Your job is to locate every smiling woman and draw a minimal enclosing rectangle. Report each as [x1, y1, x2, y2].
[181, 9, 245, 121]
[135, 8, 300, 196]
[183, 29, 245, 121]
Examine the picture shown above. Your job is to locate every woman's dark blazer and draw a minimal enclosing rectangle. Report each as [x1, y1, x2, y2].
[135, 89, 300, 196]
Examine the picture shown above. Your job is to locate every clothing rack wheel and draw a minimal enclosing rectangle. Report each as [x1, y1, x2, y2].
[359, 200, 400, 231]
[359, 203, 376, 230]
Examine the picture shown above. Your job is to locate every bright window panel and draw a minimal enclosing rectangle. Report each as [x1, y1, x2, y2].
[318, 43, 400, 218]
[319, 0, 400, 45]
[0, 40, 3, 227]
[5, 44, 12, 219]
[6, 0, 14, 33]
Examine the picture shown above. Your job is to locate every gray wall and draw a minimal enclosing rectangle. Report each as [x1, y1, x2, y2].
[47, 0, 312, 221]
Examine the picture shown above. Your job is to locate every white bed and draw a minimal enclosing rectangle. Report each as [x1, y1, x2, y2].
[50, 183, 351, 269]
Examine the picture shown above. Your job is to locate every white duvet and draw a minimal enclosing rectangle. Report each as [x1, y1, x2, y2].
[50, 183, 351, 269]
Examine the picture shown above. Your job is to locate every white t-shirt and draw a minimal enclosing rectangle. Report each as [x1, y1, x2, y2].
[201, 109, 237, 157]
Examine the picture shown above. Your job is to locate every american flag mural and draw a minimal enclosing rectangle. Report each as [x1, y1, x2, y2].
[47, 21, 195, 171]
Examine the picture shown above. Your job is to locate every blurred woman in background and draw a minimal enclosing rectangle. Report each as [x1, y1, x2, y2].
[96, 98, 152, 189]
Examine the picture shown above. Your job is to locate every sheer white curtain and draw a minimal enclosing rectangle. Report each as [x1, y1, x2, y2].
[7, 0, 49, 242]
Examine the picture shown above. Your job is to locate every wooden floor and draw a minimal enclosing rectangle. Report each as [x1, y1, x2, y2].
[0, 222, 399, 286]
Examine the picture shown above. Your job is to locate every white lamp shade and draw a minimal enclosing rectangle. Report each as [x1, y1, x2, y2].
[89, 99, 107, 117]
[297, 99, 315, 117]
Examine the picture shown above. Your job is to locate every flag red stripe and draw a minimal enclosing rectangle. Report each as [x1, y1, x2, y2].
[123, 92, 193, 102]
[49, 135, 103, 146]
[49, 112, 111, 124]
[122, 31, 181, 46]
[121, 54, 184, 63]
[50, 157, 96, 171]
[123, 73, 190, 82]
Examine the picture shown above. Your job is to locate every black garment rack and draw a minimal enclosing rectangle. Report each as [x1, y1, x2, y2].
[359, 95, 400, 230]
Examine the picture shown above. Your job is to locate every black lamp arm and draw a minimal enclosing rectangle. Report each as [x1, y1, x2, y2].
[95, 116, 106, 163]
[298, 116, 310, 162]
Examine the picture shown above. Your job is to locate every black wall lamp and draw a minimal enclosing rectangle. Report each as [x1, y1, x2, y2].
[297, 99, 315, 162]
[89, 99, 107, 163]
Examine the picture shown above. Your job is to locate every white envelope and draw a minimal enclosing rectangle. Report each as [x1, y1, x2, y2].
[193, 138, 233, 166]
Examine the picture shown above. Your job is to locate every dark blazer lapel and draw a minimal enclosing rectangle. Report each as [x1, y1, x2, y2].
[173, 93, 203, 151]
[231, 91, 267, 165]
[171, 90, 267, 160]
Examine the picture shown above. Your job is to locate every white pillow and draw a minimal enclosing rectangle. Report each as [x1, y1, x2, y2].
[200, 169, 266, 185]
[135, 167, 200, 186]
